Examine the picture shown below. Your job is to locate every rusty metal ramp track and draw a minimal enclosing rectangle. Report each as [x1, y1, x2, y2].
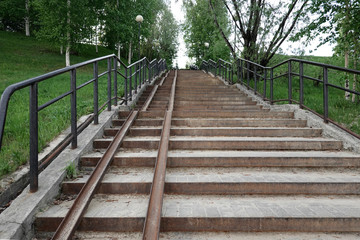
[51, 110, 138, 240]
[142, 70, 177, 239]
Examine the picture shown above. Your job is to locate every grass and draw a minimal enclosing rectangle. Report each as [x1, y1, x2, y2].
[0, 31, 124, 177]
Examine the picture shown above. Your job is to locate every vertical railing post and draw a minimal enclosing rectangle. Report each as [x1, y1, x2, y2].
[93, 62, 99, 124]
[139, 61, 142, 90]
[254, 65, 257, 94]
[270, 68, 274, 104]
[29, 83, 38, 192]
[107, 58, 112, 111]
[247, 61, 250, 89]
[124, 66, 128, 105]
[135, 63, 138, 93]
[113, 57, 118, 106]
[70, 68, 77, 148]
[299, 62, 304, 109]
[323, 66, 329, 123]
[129, 66, 133, 101]
[231, 64, 233, 84]
[236, 59, 240, 83]
[263, 68, 267, 100]
[240, 59, 243, 84]
[288, 60, 292, 104]
[143, 59, 146, 84]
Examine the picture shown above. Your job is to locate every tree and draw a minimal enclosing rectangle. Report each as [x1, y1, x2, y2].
[101, 0, 164, 63]
[209, 0, 308, 66]
[143, 6, 179, 67]
[0, 0, 37, 36]
[34, 0, 99, 66]
[183, 0, 231, 65]
[294, 0, 360, 101]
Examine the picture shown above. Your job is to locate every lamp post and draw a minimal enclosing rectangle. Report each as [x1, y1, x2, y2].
[135, 15, 143, 60]
[204, 42, 209, 59]
[204, 42, 209, 72]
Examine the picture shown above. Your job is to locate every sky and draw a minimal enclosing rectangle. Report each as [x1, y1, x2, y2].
[169, 0, 334, 69]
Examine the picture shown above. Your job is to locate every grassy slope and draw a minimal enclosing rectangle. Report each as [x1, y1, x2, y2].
[0, 31, 118, 177]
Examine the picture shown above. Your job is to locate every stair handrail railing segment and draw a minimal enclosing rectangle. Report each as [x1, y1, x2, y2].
[0, 54, 166, 192]
[201, 57, 360, 139]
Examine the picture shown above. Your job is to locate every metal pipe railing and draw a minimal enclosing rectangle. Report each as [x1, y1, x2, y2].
[201, 57, 360, 140]
[0, 54, 166, 192]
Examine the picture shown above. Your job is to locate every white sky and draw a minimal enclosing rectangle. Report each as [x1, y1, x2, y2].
[169, 0, 334, 68]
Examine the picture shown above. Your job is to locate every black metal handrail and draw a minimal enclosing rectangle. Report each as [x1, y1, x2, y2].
[201, 57, 360, 139]
[0, 54, 166, 192]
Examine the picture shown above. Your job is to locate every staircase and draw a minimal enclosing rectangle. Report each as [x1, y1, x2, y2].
[34, 70, 360, 239]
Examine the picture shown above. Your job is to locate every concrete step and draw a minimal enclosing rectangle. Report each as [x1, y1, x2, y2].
[171, 111, 294, 119]
[80, 150, 360, 168]
[104, 127, 322, 137]
[171, 118, 307, 127]
[61, 167, 360, 195]
[174, 100, 258, 106]
[57, 231, 360, 240]
[34, 194, 360, 232]
[93, 136, 342, 150]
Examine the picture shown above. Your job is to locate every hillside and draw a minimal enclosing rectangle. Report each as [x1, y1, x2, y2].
[0, 31, 118, 177]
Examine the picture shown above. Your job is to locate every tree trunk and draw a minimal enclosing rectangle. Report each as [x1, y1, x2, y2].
[60, 45, 63, 55]
[95, 25, 98, 53]
[345, 50, 350, 100]
[25, 0, 30, 36]
[66, 0, 71, 67]
[128, 42, 132, 64]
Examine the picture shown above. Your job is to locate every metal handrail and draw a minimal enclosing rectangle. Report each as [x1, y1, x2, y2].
[0, 54, 167, 192]
[201, 57, 360, 140]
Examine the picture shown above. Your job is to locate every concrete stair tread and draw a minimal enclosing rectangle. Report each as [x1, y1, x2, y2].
[169, 136, 339, 141]
[36, 194, 360, 218]
[66, 167, 360, 183]
[66, 231, 360, 240]
[81, 150, 360, 160]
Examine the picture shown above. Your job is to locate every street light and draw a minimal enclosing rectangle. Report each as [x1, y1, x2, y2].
[135, 15, 143, 60]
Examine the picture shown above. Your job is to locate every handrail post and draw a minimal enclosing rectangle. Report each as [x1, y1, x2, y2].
[129, 67, 132, 101]
[263, 68, 267, 100]
[299, 62, 304, 109]
[247, 61, 250, 89]
[270, 68, 274, 104]
[288, 60, 292, 104]
[70, 69, 77, 148]
[231, 64, 233, 84]
[125, 67, 128, 105]
[29, 83, 38, 192]
[93, 62, 99, 124]
[254, 65, 257, 95]
[240, 59, 243, 84]
[323, 66, 329, 123]
[143, 59, 146, 84]
[107, 58, 112, 111]
[139, 61, 142, 90]
[236, 59, 240, 83]
[135, 63, 138, 93]
[113, 57, 118, 106]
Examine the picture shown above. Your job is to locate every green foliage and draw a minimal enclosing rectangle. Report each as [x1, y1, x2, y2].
[209, 0, 309, 66]
[143, 6, 179, 67]
[183, 0, 231, 65]
[101, 0, 166, 59]
[33, 0, 98, 49]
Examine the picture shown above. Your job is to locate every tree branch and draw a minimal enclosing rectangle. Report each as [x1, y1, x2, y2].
[209, 0, 235, 57]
